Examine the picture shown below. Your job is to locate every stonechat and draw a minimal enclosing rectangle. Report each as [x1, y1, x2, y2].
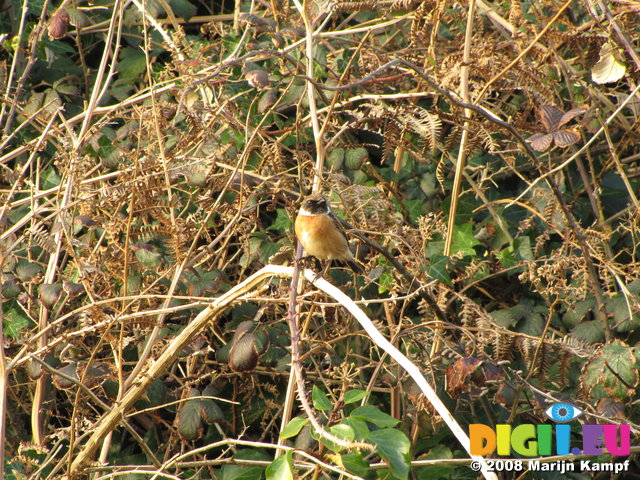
[294, 194, 364, 274]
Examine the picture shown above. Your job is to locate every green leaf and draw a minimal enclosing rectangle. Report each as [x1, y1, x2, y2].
[342, 417, 370, 439]
[267, 208, 292, 232]
[44, 40, 77, 55]
[580, 340, 637, 401]
[41, 166, 61, 190]
[627, 279, 640, 294]
[490, 304, 528, 328]
[2, 300, 32, 338]
[377, 267, 395, 294]
[222, 449, 270, 480]
[450, 222, 481, 257]
[313, 48, 328, 80]
[280, 416, 309, 439]
[571, 320, 605, 343]
[119, 47, 147, 79]
[350, 405, 399, 428]
[368, 428, 411, 479]
[259, 240, 282, 262]
[143, 379, 167, 408]
[563, 298, 596, 328]
[344, 389, 368, 404]
[380, 168, 400, 182]
[312, 386, 332, 411]
[340, 451, 369, 476]
[265, 451, 293, 480]
[601, 341, 638, 400]
[415, 444, 454, 479]
[517, 311, 545, 336]
[326, 147, 345, 170]
[344, 147, 369, 170]
[1, 278, 21, 298]
[403, 199, 424, 223]
[67, 7, 91, 27]
[133, 245, 163, 268]
[442, 195, 475, 225]
[199, 398, 224, 423]
[607, 294, 640, 332]
[220, 129, 232, 144]
[515, 236, 533, 260]
[427, 254, 452, 286]
[424, 235, 444, 258]
[176, 393, 203, 441]
[319, 424, 356, 452]
[234, 130, 245, 150]
[497, 246, 518, 268]
[168, 0, 197, 20]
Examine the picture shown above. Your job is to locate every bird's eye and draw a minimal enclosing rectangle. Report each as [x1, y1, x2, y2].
[544, 403, 584, 423]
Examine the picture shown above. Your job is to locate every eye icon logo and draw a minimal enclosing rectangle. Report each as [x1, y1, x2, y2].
[470, 401, 630, 457]
[544, 402, 584, 423]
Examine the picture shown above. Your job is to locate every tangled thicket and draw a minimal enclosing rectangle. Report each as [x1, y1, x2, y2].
[1, 0, 639, 478]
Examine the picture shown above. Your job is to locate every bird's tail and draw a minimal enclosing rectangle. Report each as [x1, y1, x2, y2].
[345, 258, 364, 274]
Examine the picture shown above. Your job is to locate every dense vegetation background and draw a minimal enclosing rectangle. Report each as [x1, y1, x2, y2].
[1, 0, 639, 478]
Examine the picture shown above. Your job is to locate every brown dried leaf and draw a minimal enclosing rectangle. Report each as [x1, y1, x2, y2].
[552, 129, 580, 147]
[557, 105, 588, 128]
[528, 132, 553, 152]
[48, 11, 69, 39]
[538, 105, 564, 133]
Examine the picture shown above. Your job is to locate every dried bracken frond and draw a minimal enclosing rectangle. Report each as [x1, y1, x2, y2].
[327, 0, 379, 12]
[493, 330, 515, 362]
[392, 0, 424, 10]
[29, 225, 57, 254]
[381, 120, 402, 165]
[4, 0, 640, 474]
[554, 336, 597, 358]
[398, 107, 442, 151]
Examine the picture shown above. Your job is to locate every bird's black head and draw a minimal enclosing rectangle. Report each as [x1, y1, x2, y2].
[301, 194, 330, 214]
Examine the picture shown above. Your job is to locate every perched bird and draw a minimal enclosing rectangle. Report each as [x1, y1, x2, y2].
[294, 194, 364, 274]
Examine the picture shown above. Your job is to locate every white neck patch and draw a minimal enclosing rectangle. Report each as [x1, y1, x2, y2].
[298, 207, 329, 217]
[298, 207, 319, 216]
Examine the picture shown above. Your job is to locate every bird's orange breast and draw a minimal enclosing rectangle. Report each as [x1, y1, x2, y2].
[295, 213, 351, 261]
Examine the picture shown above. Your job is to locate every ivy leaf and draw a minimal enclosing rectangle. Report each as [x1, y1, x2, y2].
[368, 428, 411, 480]
[607, 294, 640, 332]
[265, 450, 293, 480]
[340, 451, 369, 477]
[312, 386, 332, 411]
[280, 416, 309, 439]
[259, 240, 282, 263]
[490, 303, 529, 328]
[571, 320, 605, 343]
[415, 445, 454, 479]
[342, 417, 370, 440]
[427, 254, 452, 286]
[451, 222, 482, 257]
[0, 300, 29, 339]
[319, 424, 356, 452]
[497, 247, 518, 268]
[118, 47, 147, 79]
[350, 405, 399, 428]
[222, 449, 270, 479]
[267, 208, 292, 232]
[344, 390, 368, 404]
[403, 199, 424, 223]
[168, 0, 197, 20]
